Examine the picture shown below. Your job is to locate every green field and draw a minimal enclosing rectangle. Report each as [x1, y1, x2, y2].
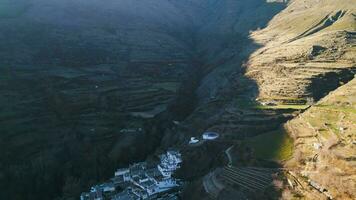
[254, 104, 310, 110]
[245, 129, 294, 161]
[233, 97, 310, 111]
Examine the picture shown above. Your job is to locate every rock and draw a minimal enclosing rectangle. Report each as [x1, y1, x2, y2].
[308, 45, 327, 58]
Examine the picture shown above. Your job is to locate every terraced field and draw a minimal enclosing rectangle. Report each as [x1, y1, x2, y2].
[0, 1, 209, 199]
[284, 77, 356, 200]
[203, 166, 280, 199]
[0, 0, 355, 199]
[221, 166, 276, 192]
[181, 1, 355, 199]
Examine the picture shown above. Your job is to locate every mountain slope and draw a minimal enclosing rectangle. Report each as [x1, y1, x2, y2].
[242, 0, 356, 199]
[246, 0, 356, 103]
[0, 0, 355, 199]
[174, 1, 355, 199]
[284, 77, 356, 199]
[0, 1, 286, 199]
[0, 1, 212, 199]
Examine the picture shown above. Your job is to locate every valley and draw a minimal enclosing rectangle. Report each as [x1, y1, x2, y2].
[0, 0, 355, 200]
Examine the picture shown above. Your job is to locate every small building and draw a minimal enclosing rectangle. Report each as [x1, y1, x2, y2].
[189, 137, 199, 144]
[202, 132, 219, 140]
[260, 101, 277, 106]
[115, 168, 129, 176]
[102, 183, 116, 193]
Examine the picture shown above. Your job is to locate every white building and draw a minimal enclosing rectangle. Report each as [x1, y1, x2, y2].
[202, 132, 219, 140]
[81, 151, 182, 200]
[101, 183, 115, 193]
[158, 151, 182, 178]
[189, 137, 199, 144]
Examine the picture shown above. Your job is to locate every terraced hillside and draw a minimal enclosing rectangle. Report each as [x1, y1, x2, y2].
[284, 77, 356, 200]
[169, 1, 355, 199]
[246, 0, 356, 103]
[238, 2, 356, 198]
[0, 0, 287, 199]
[166, 0, 355, 146]
[0, 0, 355, 199]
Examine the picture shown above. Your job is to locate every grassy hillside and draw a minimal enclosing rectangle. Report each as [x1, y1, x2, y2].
[284, 77, 356, 199]
[245, 129, 294, 161]
[247, 0, 356, 103]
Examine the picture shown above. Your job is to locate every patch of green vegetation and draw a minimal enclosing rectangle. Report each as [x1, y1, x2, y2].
[254, 104, 310, 110]
[233, 97, 309, 110]
[245, 129, 294, 161]
[309, 104, 355, 138]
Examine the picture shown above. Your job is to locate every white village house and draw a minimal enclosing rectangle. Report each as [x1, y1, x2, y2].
[81, 150, 182, 200]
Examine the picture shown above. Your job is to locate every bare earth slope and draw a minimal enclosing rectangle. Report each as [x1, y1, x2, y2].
[243, 0, 356, 199]
[285, 77, 356, 199]
[176, 1, 355, 199]
[246, 0, 356, 103]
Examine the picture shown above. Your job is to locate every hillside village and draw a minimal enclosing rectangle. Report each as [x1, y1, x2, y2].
[0, 0, 354, 200]
[80, 151, 182, 200]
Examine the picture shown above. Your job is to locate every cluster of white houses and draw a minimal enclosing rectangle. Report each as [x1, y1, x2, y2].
[81, 151, 182, 200]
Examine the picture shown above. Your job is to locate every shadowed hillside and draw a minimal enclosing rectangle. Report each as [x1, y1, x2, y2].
[0, 0, 286, 199]
[0, 0, 354, 199]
